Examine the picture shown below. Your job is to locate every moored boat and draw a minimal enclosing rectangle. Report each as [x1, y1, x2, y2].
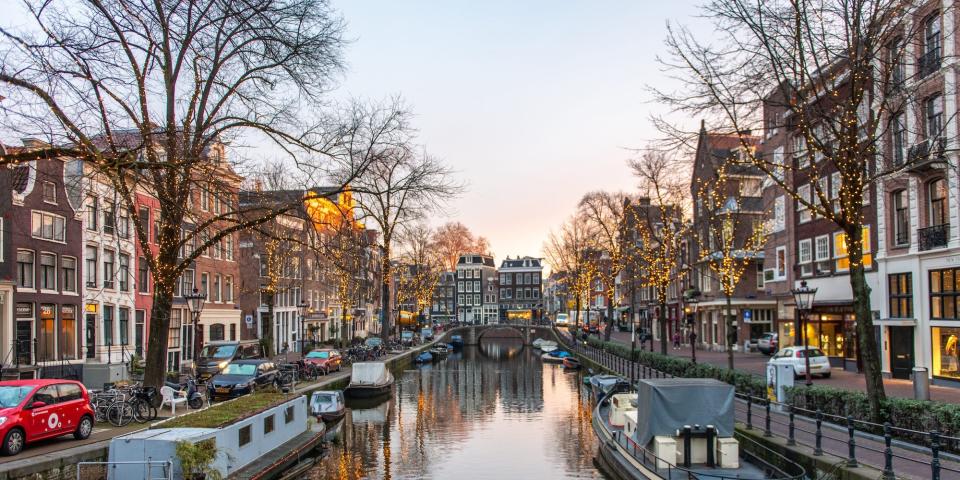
[415, 351, 434, 363]
[562, 357, 581, 370]
[592, 378, 805, 480]
[539, 341, 559, 353]
[345, 362, 395, 398]
[589, 374, 623, 403]
[450, 335, 464, 348]
[532, 338, 546, 349]
[309, 390, 346, 422]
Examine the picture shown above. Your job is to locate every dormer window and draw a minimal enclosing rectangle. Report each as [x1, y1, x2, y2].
[41, 181, 57, 204]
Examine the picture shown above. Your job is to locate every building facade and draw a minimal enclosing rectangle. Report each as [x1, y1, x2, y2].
[497, 256, 543, 323]
[456, 254, 497, 324]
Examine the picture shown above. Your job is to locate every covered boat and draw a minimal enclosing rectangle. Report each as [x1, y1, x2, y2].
[589, 375, 623, 403]
[532, 338, 546, 349]
[345, 362, 395, 398]
[430, 344, 450, 357]
[450, 335, 464, 348]
[539, 341, 559, 353]
[309, 390, 346, 422]
[593, 378, 805, 480]
[415, 351, 434, 363]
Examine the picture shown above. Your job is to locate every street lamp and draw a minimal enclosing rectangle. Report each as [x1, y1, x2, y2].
[297, 300, 309, 353]
[791, 280, 818, 387]
[686, 297, 699, 364]
[184, 288, 206, 371]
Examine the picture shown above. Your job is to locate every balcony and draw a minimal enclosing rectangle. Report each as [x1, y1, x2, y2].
[906, 137, 948, 173]
[919, 224, 950, 251]
[918, 47, 942, 79]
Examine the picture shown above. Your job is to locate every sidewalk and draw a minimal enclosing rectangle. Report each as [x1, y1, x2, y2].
[603, 329, 960, 403]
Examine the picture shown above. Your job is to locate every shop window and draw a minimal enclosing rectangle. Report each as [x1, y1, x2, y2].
[929, 267, 960, 319]
[933, 327, 960, 379]
[60, 305, 77, 360]
[888, 273, 912, 318]
[38, 304, 55, 362]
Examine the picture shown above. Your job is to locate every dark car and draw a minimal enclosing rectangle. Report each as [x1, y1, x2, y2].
[196, 341, 262, 381]
[209, 360, 278, 399]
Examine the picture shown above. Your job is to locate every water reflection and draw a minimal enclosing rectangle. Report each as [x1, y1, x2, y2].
[307, 339, 605, 479]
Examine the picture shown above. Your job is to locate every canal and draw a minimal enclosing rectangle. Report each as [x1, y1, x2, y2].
[306, 339, 606, 479]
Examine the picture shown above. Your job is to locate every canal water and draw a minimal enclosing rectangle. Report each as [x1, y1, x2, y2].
[306, 339, 606, 479]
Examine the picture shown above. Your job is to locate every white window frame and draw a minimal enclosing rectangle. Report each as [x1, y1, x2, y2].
[775, 246, 787, 281]
[31, 210, 67, 243]
[797, 184, 811, 223]
[798, 239, 813, 264]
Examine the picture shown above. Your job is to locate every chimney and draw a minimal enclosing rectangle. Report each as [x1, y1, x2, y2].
[638, 197, 651, 206]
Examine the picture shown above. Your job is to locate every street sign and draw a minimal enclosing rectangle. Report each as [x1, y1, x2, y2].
[244, 314, 253, 327]
[743, 309, 752, 321]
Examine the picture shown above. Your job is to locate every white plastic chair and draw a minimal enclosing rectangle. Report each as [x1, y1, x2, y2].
[160, 386, 187, 415]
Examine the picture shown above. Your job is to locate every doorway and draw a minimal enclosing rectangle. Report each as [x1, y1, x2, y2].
[85, 313, 96, 359]
[888, 326, 915, 380]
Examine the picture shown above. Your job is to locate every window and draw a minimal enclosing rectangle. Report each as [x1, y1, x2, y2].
[892, 190, 909, 246]
[259, 257, 269, 277]
[834, 226, 872, 271]
[86, 196, 98, 231]
[119, 307, 129, 345]
[135, 310, 145, 356]
[200, 189, 209, 212]
[775, 246, 787, 281]
[264, 414, 275, 435]
[138, 257, 149, 293]
[39, 253, 56, 290]
[797, 184, 811, 223]
[31, 211, 66, 242]
[285, 405, 295, 424]
[924, 12, 942, 68]
[814, 235, 830, 274]
[225, 276, 234, 302]
[891, 113, 906, 167]
[213, 275, 221, 302]
[929, 178, 948, 226]
[792, 135, 807, 168]
[888, 273, 912, 318]
[756, 262, 764, 289]
[139, 207, 150, 241]
[772, 146, 785, 180]
[85, 246, 97, 287]
[830, 173, 841, 213]
[225, 234, 234, 261]
[103, 250, 115, 289]
[16, 250, 34, 289]
[200, 273, 209, 296]
[926, 94, 943, 139]
[210, 323, 225, 341]
[118, 209, 130, 238]
[103, 201, 116, 234]
[230, 324, 236, 341]
[931, 268, 960, 319]
[889, 37, 905, 89]
[103, 305, 114, 346]
[239, 425, 252, 447]
[62, 256, 76, 293]
[180, 269, 195, 296]
[770, 195, 785, 232]
[533, 274, 540, 285]
[798, 239, 812, 276]
[41, 181, 56, 204]
[118, 254, 130, 291]
[168, 309, 182, 348]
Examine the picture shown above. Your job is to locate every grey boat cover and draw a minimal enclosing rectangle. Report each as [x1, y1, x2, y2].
[350, 362, 392, 386]
[633, 378, 734, 446]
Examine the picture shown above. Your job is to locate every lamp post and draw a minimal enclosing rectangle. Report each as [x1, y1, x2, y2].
[791, 280, 818, 387]
[686, 297, 699, 364]
[297, 300, 309, 353]
[184, 288, 206, 371]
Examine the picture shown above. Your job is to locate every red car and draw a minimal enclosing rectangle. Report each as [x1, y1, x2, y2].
[303, 349, 342, 374]
[0, 379, 95, 456]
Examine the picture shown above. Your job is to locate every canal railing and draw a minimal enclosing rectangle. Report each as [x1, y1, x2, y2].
[554, 328, 960, 480]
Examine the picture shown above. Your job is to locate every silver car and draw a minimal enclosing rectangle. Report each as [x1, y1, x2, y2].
[757, 332, 779, 355]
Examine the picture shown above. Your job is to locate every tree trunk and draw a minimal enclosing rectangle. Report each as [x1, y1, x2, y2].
[380, 244, 392, 339]
[263, 295, 275, 357]
[341, 308, 349, 349]
[143, 286, 175, 390]
[604, 292, 614, 341]
[726, 293, 735, 370]
[659, 299, 668, 355]
[848, 226, 886, 421]
[574, 295, 581, 333]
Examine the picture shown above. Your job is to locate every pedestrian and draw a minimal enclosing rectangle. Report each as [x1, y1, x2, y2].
[672, 332, 681, 350]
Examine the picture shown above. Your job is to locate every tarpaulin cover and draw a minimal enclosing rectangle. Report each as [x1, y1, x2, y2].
[350, 362, 392, 386]
[633, 378, 734, 446]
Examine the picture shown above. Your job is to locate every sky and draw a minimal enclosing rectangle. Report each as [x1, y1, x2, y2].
[328, 0, 708, 262]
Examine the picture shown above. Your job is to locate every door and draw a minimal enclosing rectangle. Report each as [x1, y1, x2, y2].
[85, 314, 96, 359]
[889, 326, 915, 380]
[27, 385, 61, 441]
[55, 383, 85, 433]
[16, 320, 33, 365]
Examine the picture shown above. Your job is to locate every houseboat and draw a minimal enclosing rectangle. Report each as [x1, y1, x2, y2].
[345, 362, 394, 398]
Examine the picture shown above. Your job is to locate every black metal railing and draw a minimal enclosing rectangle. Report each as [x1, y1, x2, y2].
[918, 47, 942, 78]
[553, 327, 960, 479]
[919, 224, 950, 251]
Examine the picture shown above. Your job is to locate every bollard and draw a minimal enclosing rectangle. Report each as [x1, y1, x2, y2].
[882, 423, 894, 479]
[746, 397, 753, 430]
[787, 406, 796, 446]
[814, 410, 823, 456]
[764, 401, 772, 437]
[932, 430, 942, 480]
[846, 415, 858, 467]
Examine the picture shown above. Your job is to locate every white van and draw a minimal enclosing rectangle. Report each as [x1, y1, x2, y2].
[555, 313, 569, 326]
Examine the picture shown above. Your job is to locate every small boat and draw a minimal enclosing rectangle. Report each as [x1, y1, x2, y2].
[430, 344, 450, 357]
[532, 338, 546, 349]
[562, 357, 581, 370]
[309, 390, 346, 422]
[539, 341, 559, 353]
[450, 335, 464, 348]
[345, 362, 395, 398]
[589, 374, 623, 403]
[415, 351, 434, 363]
[542, 349, 571, 363]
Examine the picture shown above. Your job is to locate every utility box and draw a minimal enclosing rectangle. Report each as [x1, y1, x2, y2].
[82, 363, 129, 390]
[653, 436, 676, 470]
[766, 363, 794, 411]
[717, 437, 739, 468]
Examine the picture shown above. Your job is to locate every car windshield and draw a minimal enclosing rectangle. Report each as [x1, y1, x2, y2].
[307, 351, 331, 359]
[0, 386, 33, 408]
[313, 393, 336, 406]
[221, 364, 257, 376]
[200, 345, 237, 359]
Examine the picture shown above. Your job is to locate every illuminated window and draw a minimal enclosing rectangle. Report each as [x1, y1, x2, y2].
[833, 226, 872, 271]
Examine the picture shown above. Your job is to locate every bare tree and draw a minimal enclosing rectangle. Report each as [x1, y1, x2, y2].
[578, 191, 630, 341]
[653, 0, 939, 417]
[628, 152, 688, 354]
[431, 222, 492, 271]
[398, 224, 442, 324]
[543, 213, 597, 333]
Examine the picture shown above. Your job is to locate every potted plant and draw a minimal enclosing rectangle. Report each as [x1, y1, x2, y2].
[175, 439, 222, 480]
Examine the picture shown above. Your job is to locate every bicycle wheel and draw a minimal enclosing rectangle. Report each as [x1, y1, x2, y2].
[278, 371, 293, 386]
[131, 398, 152, 423]
[108, 402, 134, 427]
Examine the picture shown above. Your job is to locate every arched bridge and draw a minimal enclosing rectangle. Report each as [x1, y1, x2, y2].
[439, 323, 554, 346]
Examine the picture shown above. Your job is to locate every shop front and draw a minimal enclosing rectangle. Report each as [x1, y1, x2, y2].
[803, 304, 860, 371]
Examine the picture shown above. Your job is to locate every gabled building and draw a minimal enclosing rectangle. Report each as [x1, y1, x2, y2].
[430, 271, 456, 324]
[498, 256, 543, 323]
[456, 253, 497, 324]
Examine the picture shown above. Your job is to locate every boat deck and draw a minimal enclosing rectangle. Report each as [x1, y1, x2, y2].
[231, 429, 324, 480]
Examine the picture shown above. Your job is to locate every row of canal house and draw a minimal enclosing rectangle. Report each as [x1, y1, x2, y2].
[751, 0, 960, 385]
[0, 139, 245, 379]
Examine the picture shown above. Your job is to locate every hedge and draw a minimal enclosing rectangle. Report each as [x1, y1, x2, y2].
[578, 334, 960, 450]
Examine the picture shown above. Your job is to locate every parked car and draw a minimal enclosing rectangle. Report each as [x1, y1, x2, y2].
[767, 346, 832, 379]
[196, 340, 263, 381]
[757, 333, 779, 355]
[304, 349, 343, 374]
[401, 330, 416, 346]
[555, 313, 569, 326]
[0, 379, 95, 456]
[210, 360, 279, 399]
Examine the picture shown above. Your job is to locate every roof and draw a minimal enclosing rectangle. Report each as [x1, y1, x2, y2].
[499, 256, 543, 269]
[457, 254, 495, 267]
